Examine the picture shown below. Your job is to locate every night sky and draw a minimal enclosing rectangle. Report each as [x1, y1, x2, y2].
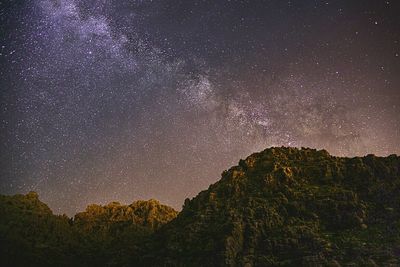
[1, 0, 399, 215]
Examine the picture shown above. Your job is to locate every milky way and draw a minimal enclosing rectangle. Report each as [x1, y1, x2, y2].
[1, 0, 399, 215]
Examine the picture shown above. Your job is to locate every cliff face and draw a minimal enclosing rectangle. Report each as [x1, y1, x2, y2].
[149, 147, 400, 266]
[1, 147, 399, 266]
[74, 199, 178, 231]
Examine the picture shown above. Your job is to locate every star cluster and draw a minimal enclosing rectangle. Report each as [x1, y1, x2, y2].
[1, 0, 399, 215]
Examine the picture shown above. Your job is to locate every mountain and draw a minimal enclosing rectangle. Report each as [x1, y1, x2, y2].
[0, 192, 75, 266]
[0, 193, 177, 266]
[72, 199, 177, 266]
[147, 147, 400, 266]
[1, 147, 399, 266]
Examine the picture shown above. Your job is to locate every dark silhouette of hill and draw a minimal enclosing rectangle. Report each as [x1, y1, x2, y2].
[0, 192, 177, 266]
[1, 147, 399, 266]
[0, 191, 76, 266]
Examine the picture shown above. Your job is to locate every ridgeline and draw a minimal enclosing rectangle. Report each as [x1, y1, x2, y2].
[1, 147, 399, 266]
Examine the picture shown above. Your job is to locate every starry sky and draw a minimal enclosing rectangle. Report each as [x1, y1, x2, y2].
[1, 0, 399, 215]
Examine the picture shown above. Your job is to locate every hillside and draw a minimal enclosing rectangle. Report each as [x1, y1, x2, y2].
[72, 199, 178, 266]
[1, 147, 399, 266]
[0, 193, 177, 266]
[147, 147, 400, 266]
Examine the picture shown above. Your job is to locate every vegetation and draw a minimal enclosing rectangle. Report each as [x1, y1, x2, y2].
[1, 147, 399, 266]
